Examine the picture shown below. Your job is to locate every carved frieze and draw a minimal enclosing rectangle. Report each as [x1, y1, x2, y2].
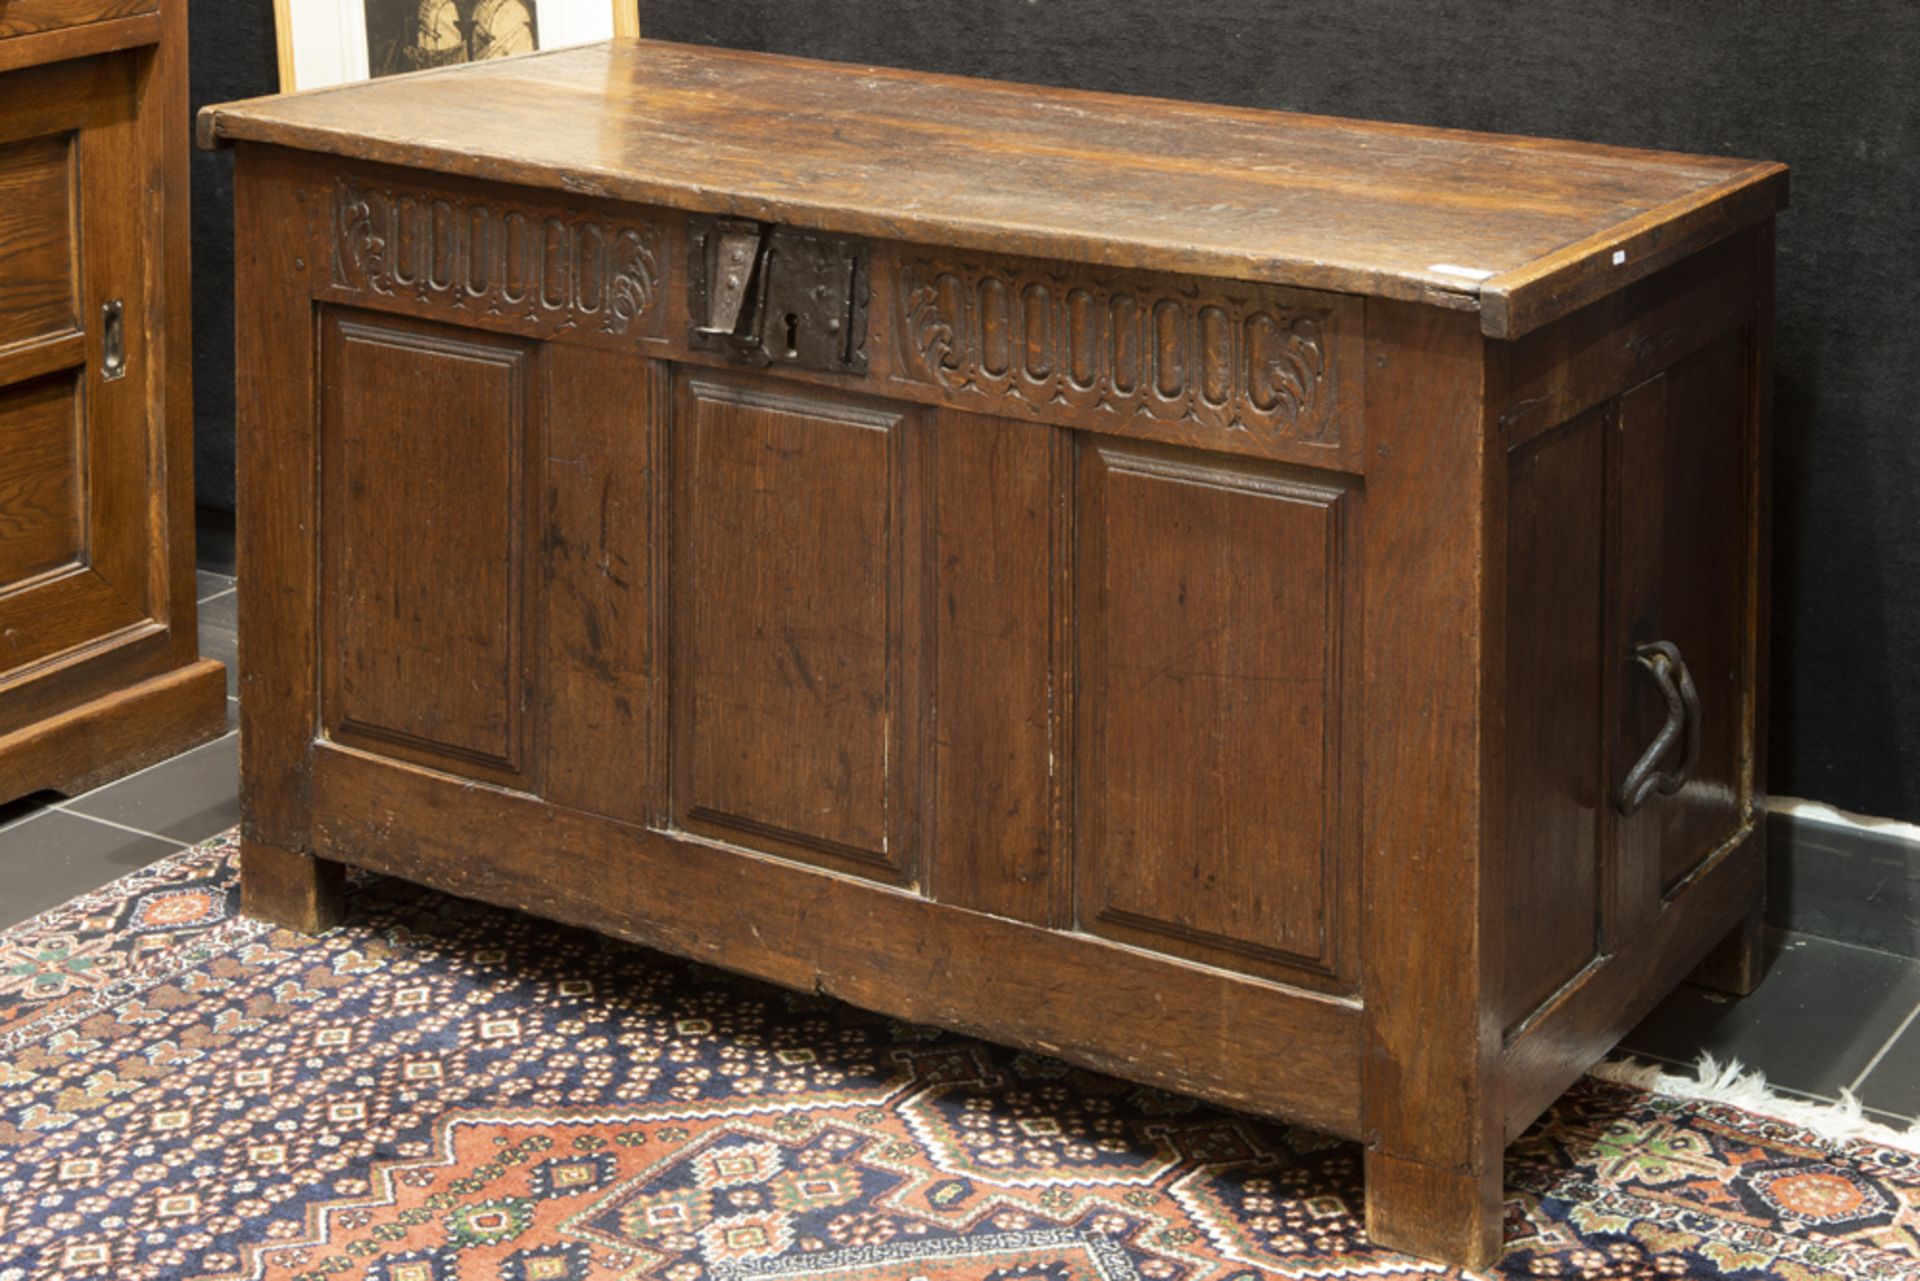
[330, 177, 668, 341]
[891, 249, 1355, 452]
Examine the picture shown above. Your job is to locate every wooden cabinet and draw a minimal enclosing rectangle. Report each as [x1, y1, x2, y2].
[203, 41, 1784, 1269]
[0, 0, 225, 805]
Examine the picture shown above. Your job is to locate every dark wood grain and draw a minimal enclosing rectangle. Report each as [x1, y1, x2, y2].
[1356, 301, 1503, 1269]
[1498, 405, 1605, 1028]
[198, 39, 1784, 338]
[888, 246, 1366, 467]
[301, 156, 1372, 473]
[541, 346, 659, 828]
[669, 371, 925, 882]
[219, 56, 1781, 1268]
[0, 330, 84, 389]
[233, 144, 323, 853]
[1497, 227, 1759, 449]
[1698, 220, 1776, 998]
[1076, 439, 1352, 989]
[241, 836, 347, 936]
[1501, 826, 1763, 1139]
[319, 308, 537, 786]
[1490, 246, 1769, 1142]
[308, 740, 1368, 1139]
[0, 2, 224, 804]
[925, 409, 1058, 924]
[1639, 335, 1750, 893]
[1688, 905, 1768, 998]
[145, 0, 201, 676]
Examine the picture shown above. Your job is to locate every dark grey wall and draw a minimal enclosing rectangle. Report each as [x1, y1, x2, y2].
[187, 0, 279, 515]
[188, 1, 1920, 822]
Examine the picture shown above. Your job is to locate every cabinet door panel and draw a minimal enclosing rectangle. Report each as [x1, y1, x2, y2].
[0, 371, 82, 585]
[1615, 332, 1749, 900]
[1076, 440, 1352, 985]
[0, 132, 77, 350]
[0, 54, 154, 700]
[670, 371, 922, 883]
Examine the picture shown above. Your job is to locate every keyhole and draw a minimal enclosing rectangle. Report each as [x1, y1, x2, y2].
[783, 312, 800, 356]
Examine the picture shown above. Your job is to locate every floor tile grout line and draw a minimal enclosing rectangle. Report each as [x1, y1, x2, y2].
[1847, 997, 1920, 1095]
[0, 806, 62, 837]
[53, 809, 193, 849]
[47, 727, 240, 810]
[1630, 1040, 1917, 1122]
[1616, 1045, 1848, 1106]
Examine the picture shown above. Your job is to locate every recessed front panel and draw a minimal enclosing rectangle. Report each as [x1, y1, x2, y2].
[0, 133, 78, 351]
[671, 371, 920, 882]
[1076, 441, 1351, 985]
[0, 372, 82, 587]
[320, 309, 536, 785]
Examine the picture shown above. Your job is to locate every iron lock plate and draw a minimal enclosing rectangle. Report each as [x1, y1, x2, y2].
[689, 217, 871, 376]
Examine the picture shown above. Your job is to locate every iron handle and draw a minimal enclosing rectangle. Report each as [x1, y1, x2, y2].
[1613, 640, 1700, 816]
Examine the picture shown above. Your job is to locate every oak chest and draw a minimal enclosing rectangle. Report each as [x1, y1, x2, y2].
[202, 40, 1785, 1268]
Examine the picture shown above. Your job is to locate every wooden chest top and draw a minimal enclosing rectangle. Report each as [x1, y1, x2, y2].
[199, 39, 1785, 338]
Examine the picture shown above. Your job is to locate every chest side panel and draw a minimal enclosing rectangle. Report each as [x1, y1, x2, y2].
[1614, 332, 1751, 896]
[1493, 227, 1767, 1051]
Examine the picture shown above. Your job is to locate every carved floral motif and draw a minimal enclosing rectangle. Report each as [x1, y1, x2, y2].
[894, 252, 1344, 446]
[331, 178, 666, 338]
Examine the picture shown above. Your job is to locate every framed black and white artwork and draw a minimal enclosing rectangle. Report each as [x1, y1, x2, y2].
[275, 0, 639, 93]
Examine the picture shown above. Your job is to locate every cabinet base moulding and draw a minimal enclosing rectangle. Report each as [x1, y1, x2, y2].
[0, 658, 226, 803]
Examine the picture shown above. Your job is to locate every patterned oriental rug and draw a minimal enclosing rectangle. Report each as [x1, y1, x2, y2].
[2, 834, 1917, 1281]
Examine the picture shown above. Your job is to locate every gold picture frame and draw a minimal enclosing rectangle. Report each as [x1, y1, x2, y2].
[274, 0, 640, 94]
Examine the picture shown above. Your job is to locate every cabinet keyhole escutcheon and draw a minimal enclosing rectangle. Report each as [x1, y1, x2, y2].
[101, 298, 126, 381]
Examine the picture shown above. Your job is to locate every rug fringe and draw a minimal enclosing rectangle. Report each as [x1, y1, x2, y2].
[1590, 1052, 1920, 1156]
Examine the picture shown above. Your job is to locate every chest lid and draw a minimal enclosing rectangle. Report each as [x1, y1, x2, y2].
[198, 38, 1785, 339]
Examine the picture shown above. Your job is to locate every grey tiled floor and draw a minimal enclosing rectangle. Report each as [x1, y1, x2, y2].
[0, 525, 237, 931]
[1, 510, 1916, 1133]
[1618, 931, 1920, 1130]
